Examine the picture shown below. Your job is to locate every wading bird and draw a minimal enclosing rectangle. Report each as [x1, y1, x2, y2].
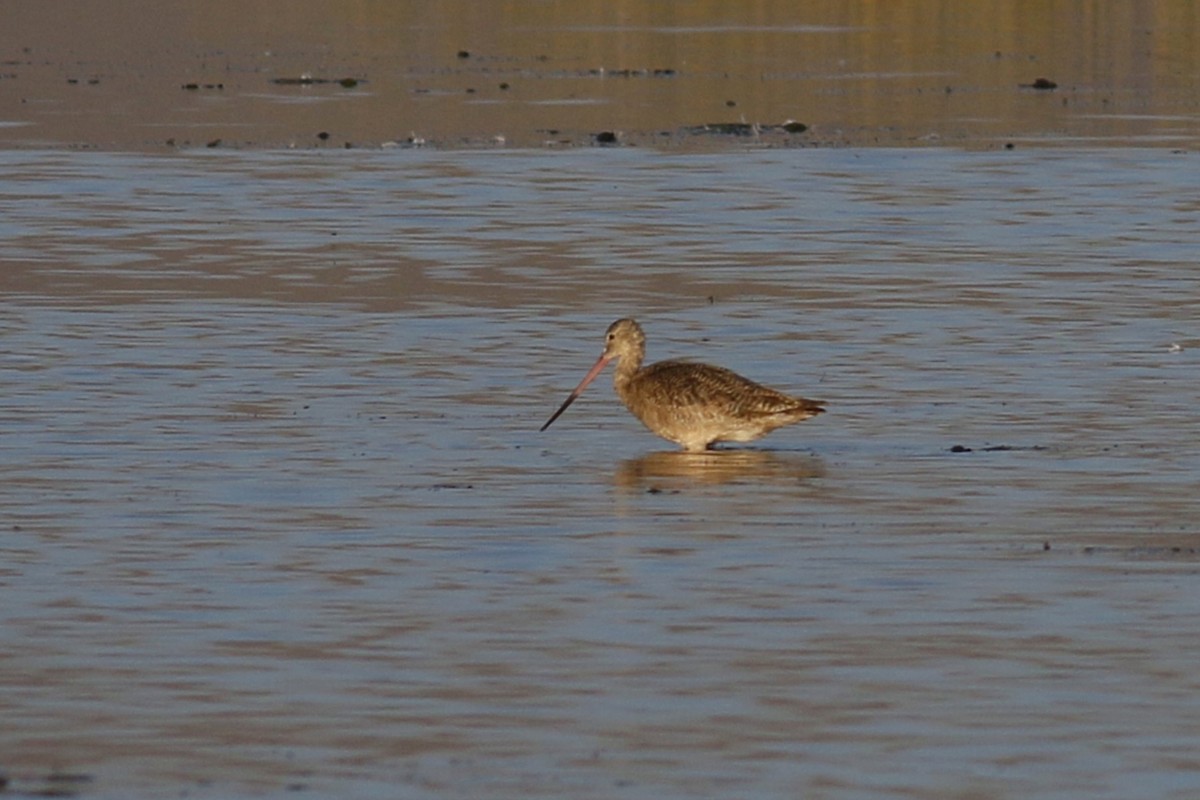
[541, 318, 825, 451]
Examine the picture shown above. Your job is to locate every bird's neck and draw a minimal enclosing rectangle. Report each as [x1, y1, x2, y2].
[612, 353, 642, 392]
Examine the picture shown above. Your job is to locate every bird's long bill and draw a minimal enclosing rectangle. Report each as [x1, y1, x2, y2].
[540, 354, 612, 432]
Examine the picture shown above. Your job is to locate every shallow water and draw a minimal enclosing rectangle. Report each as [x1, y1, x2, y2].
[2, 147, 1199, 799]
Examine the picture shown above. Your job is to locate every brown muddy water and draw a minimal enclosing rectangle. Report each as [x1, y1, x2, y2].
[1, 145, 1199, 799]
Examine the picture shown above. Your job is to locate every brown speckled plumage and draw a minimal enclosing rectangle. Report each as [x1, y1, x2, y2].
[541, 318, 825, 451]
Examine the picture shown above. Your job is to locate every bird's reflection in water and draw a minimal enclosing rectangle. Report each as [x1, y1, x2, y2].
[614, 449, 825, 491]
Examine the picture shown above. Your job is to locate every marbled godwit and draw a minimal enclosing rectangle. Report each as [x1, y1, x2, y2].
[540, 318, 825, 451]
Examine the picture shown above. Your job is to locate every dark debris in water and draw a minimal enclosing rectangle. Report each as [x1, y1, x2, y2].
[1116, 545, 1200, 558]
[1021, 77, 1058, 90]
[949, 444, 1048, 453]
[0, 771, 95, 798]
[587, 67, 677, 78]
[272, 76, 363, 88]
[561, 120, 813, 148]
[1033, 539, 1200, 560]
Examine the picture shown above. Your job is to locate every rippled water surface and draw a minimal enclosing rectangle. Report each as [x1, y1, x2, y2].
[2, 147, 1199, 799]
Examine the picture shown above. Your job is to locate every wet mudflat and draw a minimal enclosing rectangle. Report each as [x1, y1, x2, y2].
[4, 1, 1200, 150]
[1, 145, 1198, 799]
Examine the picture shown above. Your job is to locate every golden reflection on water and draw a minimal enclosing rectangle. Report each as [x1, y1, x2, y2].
[615, 449, 825, 490]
